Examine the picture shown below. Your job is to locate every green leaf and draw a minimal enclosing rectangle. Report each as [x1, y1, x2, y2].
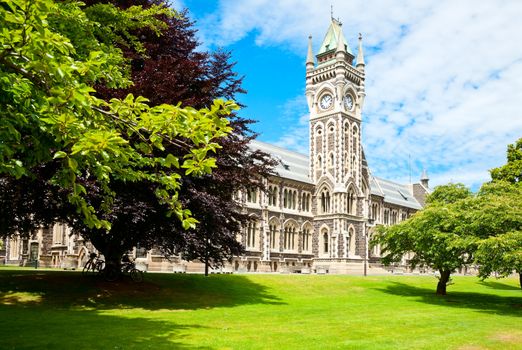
[53, 151, 67, 159]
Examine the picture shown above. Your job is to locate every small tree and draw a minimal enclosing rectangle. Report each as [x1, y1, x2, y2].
[372, 183, 475, 295]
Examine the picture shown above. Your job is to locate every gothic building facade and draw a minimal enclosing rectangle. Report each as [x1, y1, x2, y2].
[1, 19, 430, 274]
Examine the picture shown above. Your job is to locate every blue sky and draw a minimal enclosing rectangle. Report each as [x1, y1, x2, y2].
[177, 0, 522, 190]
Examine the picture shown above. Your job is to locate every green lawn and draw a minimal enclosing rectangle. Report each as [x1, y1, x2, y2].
[0, 267, 520, 350]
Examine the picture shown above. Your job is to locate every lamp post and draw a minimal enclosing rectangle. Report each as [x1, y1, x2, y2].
[364, 219, 375, 277]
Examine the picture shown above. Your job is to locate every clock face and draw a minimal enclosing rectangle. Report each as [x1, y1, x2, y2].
[344, 94, 354, 111]
[319, 94, 333, 110]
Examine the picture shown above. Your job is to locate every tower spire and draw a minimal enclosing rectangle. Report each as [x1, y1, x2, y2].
[420, 169, 430, 188]
[356, 33, 365, 71]
[336, 23, 345, 54]
[306, 35, 314, 70]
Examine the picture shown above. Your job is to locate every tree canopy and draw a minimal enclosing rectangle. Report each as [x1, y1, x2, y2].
[0, 0, 237, 231]
[0, 0, 275, 271]
[372, 184, 476, 295]
[474, 138, 522, 288]
[490, 137, 522, 184]
[80, 0, 276, 270]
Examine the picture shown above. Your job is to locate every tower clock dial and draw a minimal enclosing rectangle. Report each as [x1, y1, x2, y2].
[343, 94, 354, 111]
[319, 94, 333, 110]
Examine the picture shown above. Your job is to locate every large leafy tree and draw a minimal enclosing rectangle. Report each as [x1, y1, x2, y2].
[474, 138, 522, 288]
[372, 184, 475, 295]
[1, 0, 275, 271]
[0, 0, 237, 263]
[84, 0, 275, 271]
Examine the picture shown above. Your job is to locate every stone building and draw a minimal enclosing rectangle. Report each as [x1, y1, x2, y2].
[1, 18, 430, 274]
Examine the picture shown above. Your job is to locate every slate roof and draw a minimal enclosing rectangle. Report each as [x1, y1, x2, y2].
[369, 177, 423, 210]
[250, 139, 423, 209]
[249, 139, 312, 184]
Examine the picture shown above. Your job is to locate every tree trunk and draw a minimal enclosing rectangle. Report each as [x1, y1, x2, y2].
[95, 242, 124, 279]
[436, 270, 451, 295]
[204, 249, 209, 277]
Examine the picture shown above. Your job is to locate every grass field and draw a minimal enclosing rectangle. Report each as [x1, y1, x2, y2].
[0, 267, 520, 349]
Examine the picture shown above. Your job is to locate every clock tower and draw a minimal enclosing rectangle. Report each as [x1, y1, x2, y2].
[306, 18, 370, 264]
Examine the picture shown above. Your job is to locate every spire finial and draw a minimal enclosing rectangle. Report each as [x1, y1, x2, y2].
[331, 4, 333, 19]
[356, 32, 365, 71]
[420, 169, 430, 188]
[306, 35, 314, 70]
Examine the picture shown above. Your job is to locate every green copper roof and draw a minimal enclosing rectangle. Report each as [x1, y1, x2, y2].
[317, 19, 353, 56]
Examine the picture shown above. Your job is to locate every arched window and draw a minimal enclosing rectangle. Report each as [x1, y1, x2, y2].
[301, 193, 311, 212]
[247, 188, 257, 203]
[344, 122, 350, 162]
[283, 189, 297, 210]
[322, 230, 329, 254]
[320, 188, 331, 213]
[268, 185, 278, 206]
[371, 203, 379, 221]
[347, 188, 356, 215]
[348, 227, 356, 257]
[328, 152, 334, 171]
[284, 223, 297, 251]
[317, 154, 322, 170]
[269, 222, 280, 251]
[302, 224, 312, 252]
[9, 236, 20, 260]
[246, 221, 257, 249]
[53, 223, 66, 245]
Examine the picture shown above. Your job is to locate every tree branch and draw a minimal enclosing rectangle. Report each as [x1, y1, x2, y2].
[91, 105, 192, 151]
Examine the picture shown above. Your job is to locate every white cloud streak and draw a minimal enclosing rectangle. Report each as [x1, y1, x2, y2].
[193, 0, 522, 189]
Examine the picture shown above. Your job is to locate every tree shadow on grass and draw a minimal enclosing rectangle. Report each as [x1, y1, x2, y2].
[0, 268, 285, 350]
[373, 281, 522, 317]
[0, 268, 284, 311]
[479, 280, 522, 291]
[0, 302, 212, 350]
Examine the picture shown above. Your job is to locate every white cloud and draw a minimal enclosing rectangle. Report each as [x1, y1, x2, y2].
[193, 0, 522, 189]
[270, 95, 309, 154]
[171, 0, 185, 12]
